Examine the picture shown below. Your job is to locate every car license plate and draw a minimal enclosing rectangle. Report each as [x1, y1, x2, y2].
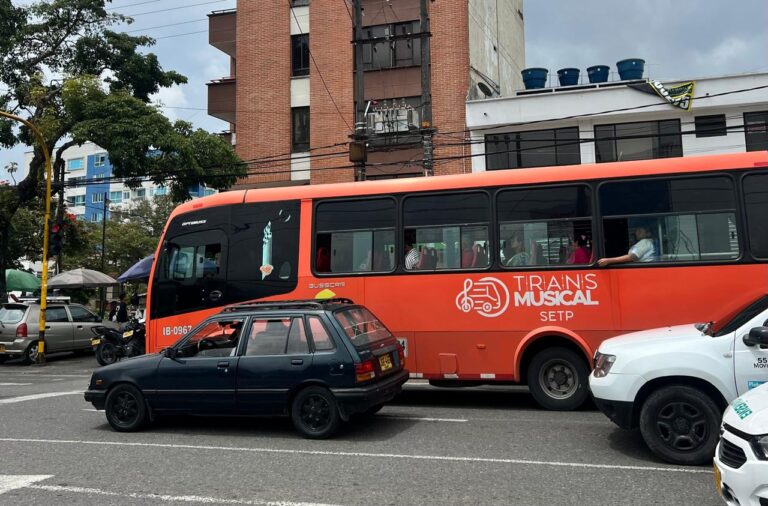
[0, 344, 5, 353]
[122, 330, 134, 338]
[90, 338, 101, 346]
[713, 463, 722, 495]
[379, 354, 393, 372]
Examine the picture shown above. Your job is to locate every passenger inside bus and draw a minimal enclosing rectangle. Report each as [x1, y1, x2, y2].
[502, 232, 530, 267]
[598, 225, 657, 266]
[567, 234, 591, 264]
[404, 230, 419, 270]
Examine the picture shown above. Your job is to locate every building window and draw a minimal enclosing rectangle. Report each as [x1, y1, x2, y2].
[109, 191, 123, 203]
[745, 111, 768, 152]
[91, 211, 104, 222]
[92, 193, 104, 204]
[68, 176, 85, 186]
[153, 186, 167, 196]
[290, 0, 310, 6]
[291, 34, 309, 77]
[67, 195, 86, 206]
[361, 21, 421, 71]
[595, 119, 682, 163]
[694, 114, 727, 138]
[135, 188, 146, 200]
[94, 153, 107, 167]
[485, 127, 581, 170]
[67, 158, 84, 171]
[292, 107, 310, 152]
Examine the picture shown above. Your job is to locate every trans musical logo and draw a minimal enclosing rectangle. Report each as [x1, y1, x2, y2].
[456, 277, 510, 318]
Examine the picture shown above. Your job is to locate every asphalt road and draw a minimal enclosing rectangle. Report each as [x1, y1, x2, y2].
[0, 352, 722, 505]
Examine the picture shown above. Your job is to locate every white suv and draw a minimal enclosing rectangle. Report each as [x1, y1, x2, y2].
[589, 296, 768, 465]
[715, 382, 768, 505]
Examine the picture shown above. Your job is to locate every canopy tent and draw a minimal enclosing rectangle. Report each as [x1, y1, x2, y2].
[117, 255, 154, 283]
[47, 268, 117, 288]
[4, 269, 41, 292]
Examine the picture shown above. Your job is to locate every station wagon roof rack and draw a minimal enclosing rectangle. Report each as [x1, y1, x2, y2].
[221, 298, 356, 313]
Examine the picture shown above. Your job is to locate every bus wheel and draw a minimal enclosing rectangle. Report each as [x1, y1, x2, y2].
[639, 385, 720, 465]
[527, 347, 589, 411]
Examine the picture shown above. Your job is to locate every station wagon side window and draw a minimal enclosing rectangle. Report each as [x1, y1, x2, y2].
[179, 318, 244, 358]
[69, 305, 100, 323]
[245, 318, 292, 356]
[307, 316, 335, 351]
[46, 306, 69, 323]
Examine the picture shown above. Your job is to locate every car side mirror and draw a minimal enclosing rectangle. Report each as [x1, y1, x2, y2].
[744, 326, 768, 347]
[164, 347, 178, 359]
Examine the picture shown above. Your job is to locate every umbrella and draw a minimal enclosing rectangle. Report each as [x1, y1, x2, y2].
[47, 268, 118, 288]
[117, 255, 155, 283]
[4, 269, 41, 291]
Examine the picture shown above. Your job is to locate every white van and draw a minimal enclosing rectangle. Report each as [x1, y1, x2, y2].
[715, 382, 768, 505]
[589, 296, 768, 465]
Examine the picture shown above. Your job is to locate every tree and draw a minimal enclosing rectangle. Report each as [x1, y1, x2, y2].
[0, 0, 246, 295]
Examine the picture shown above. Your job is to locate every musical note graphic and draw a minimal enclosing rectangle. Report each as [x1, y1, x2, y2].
[454, 277, 510, 318]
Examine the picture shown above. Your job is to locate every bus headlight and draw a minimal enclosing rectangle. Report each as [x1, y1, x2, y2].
[593, 352, 616, 378]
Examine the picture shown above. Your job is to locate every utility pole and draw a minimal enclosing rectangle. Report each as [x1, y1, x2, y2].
[351, 0, 368, 180]
[99, 193, 109, 318]
[54, 160, 65, 273]
[420, 0, 434, 176]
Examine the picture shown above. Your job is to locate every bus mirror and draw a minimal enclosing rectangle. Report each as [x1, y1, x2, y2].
[744, 326, 768, 347]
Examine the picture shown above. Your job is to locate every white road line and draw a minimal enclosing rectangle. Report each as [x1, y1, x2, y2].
[379, 415, 468, 423]
[28, 484, 339, 506]
[0, 437, 711, 475]
[0, 390, 82, 405]
[0, 475, 53, 495]
[0, 373, 90, 378]
[82, 408, 98, 412]
[0, 382, 33, 386]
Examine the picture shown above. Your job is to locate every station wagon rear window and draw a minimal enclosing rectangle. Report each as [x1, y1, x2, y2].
[0, 305, 26, 324]
[334, 307, 392, 347]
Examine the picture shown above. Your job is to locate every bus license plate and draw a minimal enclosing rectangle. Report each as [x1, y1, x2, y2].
[122, 330, 134, 338]
[379, 354, 393, 372]
[713, 464, 722, 495]
[90, 338, 101, 346]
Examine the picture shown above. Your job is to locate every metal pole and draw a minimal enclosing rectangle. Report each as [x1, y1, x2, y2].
[353, 0, 367, 180]
[99, 194, 108, 318]
[0, 110, 53, 365]
[420, 0, 434, 176]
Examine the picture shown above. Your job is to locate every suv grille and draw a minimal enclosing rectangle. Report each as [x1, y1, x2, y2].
[718, 437, 747, 469]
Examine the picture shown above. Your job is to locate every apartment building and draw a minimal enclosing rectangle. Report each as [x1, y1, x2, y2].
[207, 0, 525, 187]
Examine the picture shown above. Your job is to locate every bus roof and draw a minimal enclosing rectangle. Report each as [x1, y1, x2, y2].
[169, 151, 768, 221]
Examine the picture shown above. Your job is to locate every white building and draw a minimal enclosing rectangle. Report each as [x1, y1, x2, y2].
[466, 72, 768, 172]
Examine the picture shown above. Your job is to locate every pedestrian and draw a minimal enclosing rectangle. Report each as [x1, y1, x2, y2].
[107, 300, 117, 321]
[115, 293, 129, 326]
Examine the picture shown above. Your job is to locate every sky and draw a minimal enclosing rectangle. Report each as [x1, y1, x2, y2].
[2, 0, 767, 182]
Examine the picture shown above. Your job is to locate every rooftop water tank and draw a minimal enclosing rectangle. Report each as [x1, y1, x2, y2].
[587, 65, 610, 83]
[522, 68, 548, 89]
[557, 68, 580, 86]
[616, 58, 645, 80]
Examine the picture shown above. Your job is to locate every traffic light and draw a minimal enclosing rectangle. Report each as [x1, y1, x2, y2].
[49, 222, 63, 257]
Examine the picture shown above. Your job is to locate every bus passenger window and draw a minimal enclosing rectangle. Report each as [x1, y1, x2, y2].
[497, 185, 592, 268]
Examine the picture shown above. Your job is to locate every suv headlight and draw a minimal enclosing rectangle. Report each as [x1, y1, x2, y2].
[752, 434, 768, 460]
[593, 352, 616, 378]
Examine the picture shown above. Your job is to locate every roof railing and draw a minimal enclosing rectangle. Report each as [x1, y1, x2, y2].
[221, 298, 356, 313]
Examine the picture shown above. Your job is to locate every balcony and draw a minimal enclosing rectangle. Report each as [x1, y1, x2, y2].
[207, 77, 236, 124]
[208, 9, 236, 57]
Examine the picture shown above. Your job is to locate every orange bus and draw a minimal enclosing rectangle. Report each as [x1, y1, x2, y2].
[145, 151, 768, 410]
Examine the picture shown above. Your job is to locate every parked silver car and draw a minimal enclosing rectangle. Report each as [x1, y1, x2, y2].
[0, 302, 118, 364]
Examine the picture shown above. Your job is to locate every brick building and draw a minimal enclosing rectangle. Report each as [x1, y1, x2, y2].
[207, 0, 524, 188]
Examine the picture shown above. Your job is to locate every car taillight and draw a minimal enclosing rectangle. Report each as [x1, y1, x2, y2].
[16, 323, 28, 338]
[397, 344, 405, 367]
[355, 359, 376, 383]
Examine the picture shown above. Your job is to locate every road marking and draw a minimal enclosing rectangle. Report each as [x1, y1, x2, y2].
[0, 475, 53, 495]
[0, 437, 711, 474]
[0, 382, 33, 386]
[28, 484, 339, 505]
[0, 391, 81, 405]
[379, 415, 468, 423]
[0, 373, 90, 378]
[82, 408, 98, 412]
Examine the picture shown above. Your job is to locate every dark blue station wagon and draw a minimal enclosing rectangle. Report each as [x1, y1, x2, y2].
[85, 299, 408, 438]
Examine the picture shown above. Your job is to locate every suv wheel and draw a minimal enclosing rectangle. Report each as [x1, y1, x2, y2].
[291, 386, 341, 439]
[639, 385, 721, 465]
[105, 384, 148, 432]
[21, 341, 39, 365]
[527, 347, 589, 411]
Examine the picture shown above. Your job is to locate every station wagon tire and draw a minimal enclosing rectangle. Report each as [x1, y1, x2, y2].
[527, 347, 589, 411]
[21, 341, 39, 365]
[639, 385, 721, 466]
[105, 384, 148, 432]
[96, 342, 118, 366]
[291, 386, 341, 439]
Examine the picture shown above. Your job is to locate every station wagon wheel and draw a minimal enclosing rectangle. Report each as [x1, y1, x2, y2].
[21, 341, 39, 365]
[526, 347, 589, 411]
[105, 384, 148, 432]
[291, 386, 341, 439]
[639, 385, 721, 466]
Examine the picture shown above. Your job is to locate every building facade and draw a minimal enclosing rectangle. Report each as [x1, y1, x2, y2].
[466, 72, 768, 172]
[207, 0, 525, 187]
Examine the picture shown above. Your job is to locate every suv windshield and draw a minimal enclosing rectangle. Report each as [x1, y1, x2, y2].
[334, 307, 392, 348]
[0, 305, 27, 324]
[714, 295, 768, 337]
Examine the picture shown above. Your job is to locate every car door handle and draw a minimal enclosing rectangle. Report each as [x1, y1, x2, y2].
[217, 361, 230, 369]
[76, 325, 84, 329]
[291, 359, 304, 366]
[45, 326, 51, 330]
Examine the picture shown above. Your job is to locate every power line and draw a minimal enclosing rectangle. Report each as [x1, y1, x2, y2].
[117, 0, 227, 17]
[124, 19, 207, 34]
[108, 0, 162, 11]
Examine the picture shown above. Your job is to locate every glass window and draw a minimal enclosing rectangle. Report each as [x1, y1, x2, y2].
[599, 176, 739, 263]
[94, 153, 107, 167]
[0, 306, 26, 324]
[743, 173, 768, 259]
[745, 111, 768, 152]
[497, 186, 593, 267]
[307, 316, 334, 351]
[315, 198, 396, 273]
[67, 158, 84, 170]
[403, 192, 490, 270]
[245, 318, 291, 355]
[179, 318, 244, 358]
[334, 307, 392, 348]
[595, 120, 682, 163]
[485, 127, 580, 170]
[291, 34, 309, 77]
[135, 188, 146, 199]
[69, 305, 98, 323]
[695, 114, 727, 138]
[286, 318, 309, 354]
[92, 193, 104, 203]
[292, 107, 310, 152]
[109, 191, 123, 203]
[362, 22, 420, 71]
[46, 306, 69, 323]
[69, 195, 85, 206]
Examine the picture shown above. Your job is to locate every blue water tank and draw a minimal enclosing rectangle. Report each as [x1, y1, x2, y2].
[522, 67, 548, 89]
[587, 65, 610, 83]
[557, 68, 580, 86]
[616, 59, 645, 80]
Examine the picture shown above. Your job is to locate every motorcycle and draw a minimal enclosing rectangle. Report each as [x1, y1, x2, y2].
[91, 319, 146, 366]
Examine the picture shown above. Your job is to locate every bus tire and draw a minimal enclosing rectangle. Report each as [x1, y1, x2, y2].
[527, 347, 589, 411]
[638, 385, 720, 466]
